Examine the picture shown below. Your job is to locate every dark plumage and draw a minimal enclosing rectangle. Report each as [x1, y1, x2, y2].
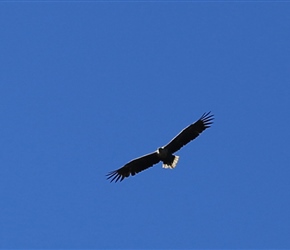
[106, 112, 214, 182]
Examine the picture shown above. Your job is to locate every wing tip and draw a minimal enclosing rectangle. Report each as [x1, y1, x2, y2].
[200, 111, 214, 128]
[106, 170, 123, 183]
[106, 169, 129, 183]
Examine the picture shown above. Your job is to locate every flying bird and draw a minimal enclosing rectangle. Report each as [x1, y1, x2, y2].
[106, 112, 214, 182]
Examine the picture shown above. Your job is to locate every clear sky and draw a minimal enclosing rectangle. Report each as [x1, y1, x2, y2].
[1, 2, 290, 249]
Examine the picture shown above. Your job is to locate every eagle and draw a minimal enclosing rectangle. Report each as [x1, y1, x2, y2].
[107, 112, 214, 182]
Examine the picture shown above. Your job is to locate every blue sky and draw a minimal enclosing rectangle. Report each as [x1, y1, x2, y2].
[1, 2, 290, 249]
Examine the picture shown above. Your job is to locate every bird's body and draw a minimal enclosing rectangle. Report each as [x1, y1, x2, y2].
[106, 112, 214, 182]
[157, 147, 179, 169]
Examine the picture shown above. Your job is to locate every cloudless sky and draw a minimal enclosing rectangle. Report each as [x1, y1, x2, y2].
[1, 1, 290, 249]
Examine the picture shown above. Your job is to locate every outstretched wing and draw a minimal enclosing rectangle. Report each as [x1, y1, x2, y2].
[106, 152, 160, 182]
[164, 112, 214, 153]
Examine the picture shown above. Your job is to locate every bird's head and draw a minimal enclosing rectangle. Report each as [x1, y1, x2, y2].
[157, 147, 164, 153]
[157, 147, 168, 158]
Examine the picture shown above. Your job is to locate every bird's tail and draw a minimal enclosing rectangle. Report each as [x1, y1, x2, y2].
[162, 155, 179, 169]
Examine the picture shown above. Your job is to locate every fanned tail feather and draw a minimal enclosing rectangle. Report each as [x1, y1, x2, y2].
[162, 155, 179, 169]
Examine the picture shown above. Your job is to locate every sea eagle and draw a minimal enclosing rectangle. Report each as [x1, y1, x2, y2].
[107, 112, 214, 182]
